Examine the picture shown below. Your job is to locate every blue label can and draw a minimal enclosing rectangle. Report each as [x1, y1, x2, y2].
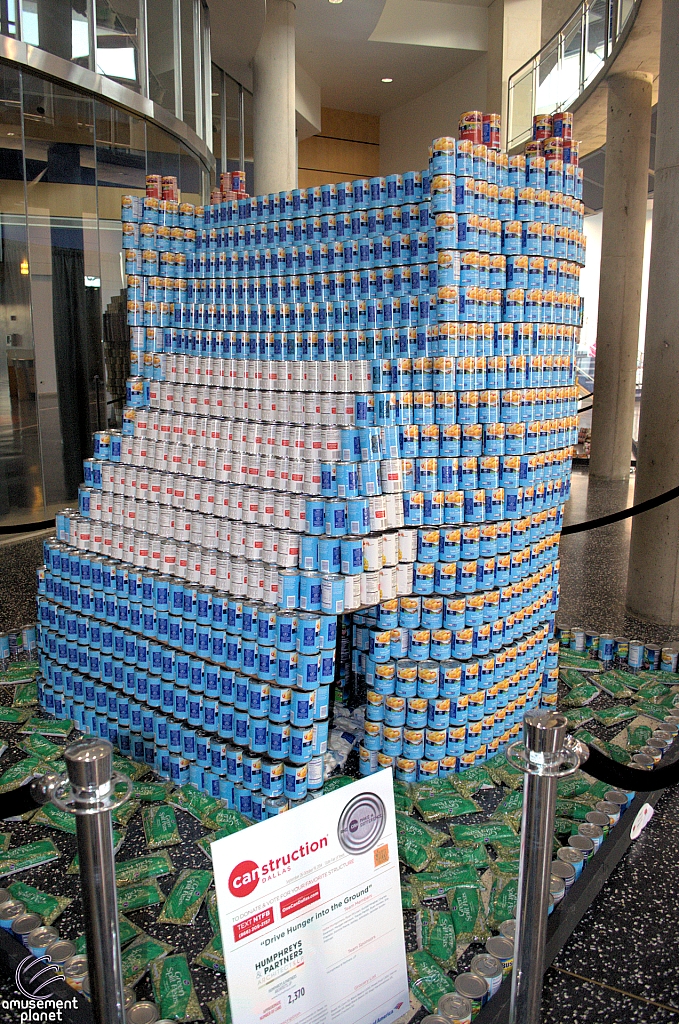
[347, 497, 371, 536]
[269, 684, 292, 722]
[242, 752, 262, 790]
[300, 535, 319, 570]
[196, 732, 211, 767]
[324, 501, 347, 537]
[275, 613, 297, 651]
[268, 721, 291, 758]
[276, 648, 298, 685]
[261, 758, 285, 797]
[220, 667, 235, 702]
[319, 615, 337, 649]
[318, 537, 341, 575]
[297, 613, 321, 654]
[312, 718, 329, 755]
[341, 537, 363, 575]
[291, 687, 316, 726]
[284, 762, 308, 799]
[249, 716, 269, 753]
[248, 680, 270, 717]
[225, 744, 243, 782]
[299, 572, 322, 612]
[233, 709, 250, 746]
[278, 570, 300, 610]
[234, 785, 252, 818]
[297, 652, 321, 690]
[289, 725, 314, 763]
[305, 500, 326, 536]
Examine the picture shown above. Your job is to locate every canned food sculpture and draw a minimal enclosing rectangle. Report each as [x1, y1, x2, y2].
[38, 110, 585, 798]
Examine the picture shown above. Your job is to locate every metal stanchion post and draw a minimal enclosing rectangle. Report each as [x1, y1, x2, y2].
[507, 711, 586, 1024]
[54, 737, 131, 1024]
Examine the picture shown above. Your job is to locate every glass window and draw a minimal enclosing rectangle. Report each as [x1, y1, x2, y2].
[180, 0, 196, 132]
[224, 73, 240, 177]
[20, 1, 90, 67]
[94, 102, 145, 428]
[1, 0, 20, 37]
[22, 75, 103, 505]
[0, 64, 44, 525]
[179, 140, 202, 204]
[95, 0, 141, 89]
[242, 86, 253, 195]
[211, 63, 223, 178]
[147, 0, 177, 113]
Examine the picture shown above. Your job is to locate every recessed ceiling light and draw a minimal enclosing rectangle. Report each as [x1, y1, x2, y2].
[328, 0, 343, 4]
[382, 77, 393, 83]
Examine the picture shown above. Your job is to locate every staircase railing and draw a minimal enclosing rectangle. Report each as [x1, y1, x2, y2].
[507, 0, 641, 150]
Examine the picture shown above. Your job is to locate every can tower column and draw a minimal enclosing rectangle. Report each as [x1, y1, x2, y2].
[589, 73, 652, 482]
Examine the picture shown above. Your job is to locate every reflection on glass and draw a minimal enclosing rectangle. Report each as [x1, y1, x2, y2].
[242, 86, 253, 195]
[20, 0, 90, 66]
[211, 62, 222, 175]
[509, 67, 534, 149]
[148, 0, 176, 113]
[95, 102, 145, 428]
[1, 0, 20, 37]
[180, 0, 196, 131]
[22, 76, 103, 504]
[95, 0, 140, 87]
[224, 72, 240, 177]
[0, 64, 43, 524]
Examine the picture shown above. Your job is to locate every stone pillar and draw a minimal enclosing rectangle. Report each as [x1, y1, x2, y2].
[486, 0, 542, 149]
[627, 0, 679, 624]
[253, 0, 297, 197]
[37, 0, 73, 61]
[589, 73, 652, 481]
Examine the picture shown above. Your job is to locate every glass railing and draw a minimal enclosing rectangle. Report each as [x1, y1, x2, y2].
[507, 0, 640, 150]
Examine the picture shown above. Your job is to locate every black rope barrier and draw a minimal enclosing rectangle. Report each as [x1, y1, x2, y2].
[0, 519, 56, 537]
[561, 483, 679, 535]
[584, 743, 679, 791]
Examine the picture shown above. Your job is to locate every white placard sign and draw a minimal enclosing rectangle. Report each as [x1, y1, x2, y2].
[212, 771, 409, 1024]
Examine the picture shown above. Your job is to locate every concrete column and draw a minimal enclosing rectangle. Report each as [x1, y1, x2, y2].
[589, 73, 652, 481]
[486, 0, 542, 149]
[253, 0, 297, 197]
[627, 0, 679, 624]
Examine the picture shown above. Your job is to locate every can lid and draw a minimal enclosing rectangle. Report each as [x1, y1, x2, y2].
[45, 939, 77, 962]
[437, 992, 473, 1017]
[0, 888, 12, 907]
[11, 913, 42, 936]
[568, 834, 594, 853]
[551, 858, 576, 880]
[470, 953, 502, 978]
[486, 934, 515, 958]
[63, 955, 88, 978]
[455, 972, 488, 999]
[604, 790, 628, 806]
[127, 1001, 160, 1024]
[585, 810, 610, 826]
[0, 900, 25, 919]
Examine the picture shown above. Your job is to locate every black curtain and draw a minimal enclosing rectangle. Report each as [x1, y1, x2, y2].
[51, 231, 102, 499]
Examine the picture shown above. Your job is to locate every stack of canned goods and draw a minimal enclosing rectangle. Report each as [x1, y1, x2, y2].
[36, 537, 334, 819]
[0, 625, 37, 669]
[353, 600, 557, 778]
[555, 624, 679, 674]
[43, 112, 583, 795]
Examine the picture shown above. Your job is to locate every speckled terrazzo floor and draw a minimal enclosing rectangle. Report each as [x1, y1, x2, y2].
[2, 471, 679, 1024]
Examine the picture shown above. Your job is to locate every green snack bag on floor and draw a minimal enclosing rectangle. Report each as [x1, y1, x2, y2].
[117, 879, 166, 912]
[12, 681, 38, 707]
[397, 833, 431, 872]
[112, 755, 149, 781]
[0, 709, 31, 724]
[21, 717, 74, 737]
[450, 822, 516, 846]
[151, 954, 204, 1022]
[406, 950, 454, 1013]
[431, 844, 489, 870]
[627, 724, 653, 750]
[414, 793, 481, 821]
[0, 757, 42, 794]
[446, 885, 490, 945]
[121, 934, 174, 985]
[131, 781, 173, 802]
[401, 884, 420, 911]
[194, 935, 225, 974]
[17, 733, 61, 761]
[417, 909, 457, 971]
[596, 674, 634, 699]
[7, 881, 72, 924]
[396, 812, 446, 847]
[450, 763, 493, 798]
[207, 994, 231, 1024]
[115, 852, 175, 886]
[142, 803, 181, 849]
[205, 889, 221, 937]
[563, 708, 594, 729]
[488, 876, 519, 930]
[561, 682, 599, 707]
[0, 834, 10, 854]
[592, 706, 637, 726]
[158, 869, 212, 925]
[0, 839, 60, 876]
[32, 803, 77, 834]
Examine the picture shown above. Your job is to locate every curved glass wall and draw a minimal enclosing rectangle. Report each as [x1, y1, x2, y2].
[8, 0, 212, 146]
[0, 62, 209, 527]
